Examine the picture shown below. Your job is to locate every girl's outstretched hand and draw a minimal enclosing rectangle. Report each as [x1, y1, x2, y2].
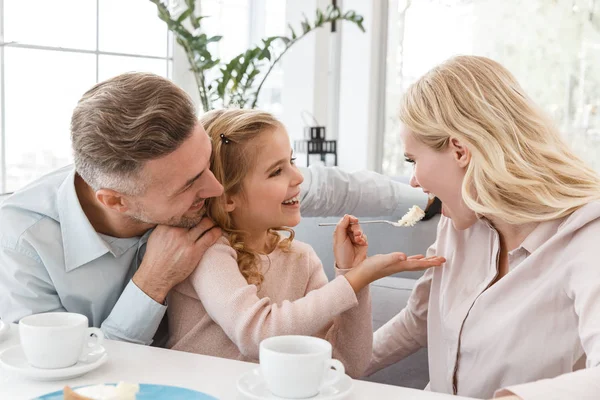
[344, 252, 446, 293]
[333, 215, 368, 269]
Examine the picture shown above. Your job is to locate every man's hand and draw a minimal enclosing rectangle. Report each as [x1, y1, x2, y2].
[132, 217, 221, 304]
[333, 215, 368, 269]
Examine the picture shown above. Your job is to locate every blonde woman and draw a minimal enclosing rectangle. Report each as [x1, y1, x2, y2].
[166, 109, 445, 377]
[366, 56, 600, 399]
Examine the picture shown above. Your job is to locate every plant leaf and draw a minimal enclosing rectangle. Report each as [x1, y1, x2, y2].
[316, 9, 324, 26]
[207, 35, 223, 43]
[288, 23, 297, 39]
[301, 14, 311, 33]
[176, 8, 192, 23]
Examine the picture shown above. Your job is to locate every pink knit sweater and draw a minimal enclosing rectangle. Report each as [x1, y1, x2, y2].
[167, 236, 372, 377]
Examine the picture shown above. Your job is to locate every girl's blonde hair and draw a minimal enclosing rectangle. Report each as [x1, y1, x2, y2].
[201, 108, 294, 286]
[400, 55, 600, 224]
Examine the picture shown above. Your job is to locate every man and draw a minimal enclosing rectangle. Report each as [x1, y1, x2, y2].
[0, 73, 436, 345]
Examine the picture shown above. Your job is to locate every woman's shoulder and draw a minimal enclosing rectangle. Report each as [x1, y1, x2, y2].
[558, 201, 600, 252]
[562, 200, 600, 230]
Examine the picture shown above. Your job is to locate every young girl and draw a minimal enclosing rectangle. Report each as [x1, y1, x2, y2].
[167, 109, 444, 377]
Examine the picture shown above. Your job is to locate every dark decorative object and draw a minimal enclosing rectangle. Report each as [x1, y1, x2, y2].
[294, 126, 337, 167]
[219, 133, 231, 144]
[422, 196, 442, 220]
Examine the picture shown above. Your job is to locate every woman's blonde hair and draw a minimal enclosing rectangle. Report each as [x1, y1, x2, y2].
[201, 108, 295, 286]
[400, 55, 600, 224]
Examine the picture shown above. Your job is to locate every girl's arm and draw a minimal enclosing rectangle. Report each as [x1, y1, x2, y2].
[188, 239, 360, 362]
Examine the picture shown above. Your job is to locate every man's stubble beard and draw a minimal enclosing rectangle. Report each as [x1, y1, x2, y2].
[128, 205, 207, 229]
[170, 206, 206, 228]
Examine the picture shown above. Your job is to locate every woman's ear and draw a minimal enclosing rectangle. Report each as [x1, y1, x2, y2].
[224, 194, 237, 213]
[450, 138, 471, 168]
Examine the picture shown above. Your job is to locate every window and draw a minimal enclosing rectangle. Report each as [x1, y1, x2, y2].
[382, 0, 600, 176]
[0, 0, 171, 192]
[0, 0, 287, 192]
[200, 0, 286, 116]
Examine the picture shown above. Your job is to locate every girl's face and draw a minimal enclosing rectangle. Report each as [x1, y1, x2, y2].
[227, 127, 304, 234]
[401, 125, 478, 230]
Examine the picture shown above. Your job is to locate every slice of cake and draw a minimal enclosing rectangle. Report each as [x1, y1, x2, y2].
[396, 205, 425, 227]
[64, 386, 91, 400]
[63, 383, 139, 400]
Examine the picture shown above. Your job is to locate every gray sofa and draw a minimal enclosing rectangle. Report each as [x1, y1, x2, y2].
[294, 207, 440, 389]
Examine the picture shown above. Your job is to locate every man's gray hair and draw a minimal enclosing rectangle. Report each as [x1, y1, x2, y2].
[71, 72, 197, 195]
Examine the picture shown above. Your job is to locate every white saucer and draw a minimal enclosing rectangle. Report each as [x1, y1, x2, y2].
[0, 320, 10, 341]
[237, 367, 353, 400]
[0, 344, 108, 381]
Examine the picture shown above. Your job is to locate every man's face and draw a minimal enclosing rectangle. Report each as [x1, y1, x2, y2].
[126, 123, 224, 228]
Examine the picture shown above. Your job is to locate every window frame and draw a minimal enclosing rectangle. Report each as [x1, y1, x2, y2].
[0, 0, 173, 193]
[0, 0, 286, 192]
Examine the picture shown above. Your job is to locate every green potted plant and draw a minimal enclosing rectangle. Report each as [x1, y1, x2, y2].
[149, 0, 365, 112]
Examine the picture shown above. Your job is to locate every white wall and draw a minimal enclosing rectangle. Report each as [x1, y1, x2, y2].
[172, 41, 201, 108]
[173, 0, 385, 172]
[337, 0, 385, 172]
[281, 0, 385, 171]
[281, 0, 386, 171]
[280, 0, 330, 144]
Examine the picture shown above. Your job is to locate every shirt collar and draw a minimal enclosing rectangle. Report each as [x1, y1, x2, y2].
[479, 215, 564, 255]
[57, 169, 112, 272]
[98, 233, 140, 258]
[520, 217, 565, 254]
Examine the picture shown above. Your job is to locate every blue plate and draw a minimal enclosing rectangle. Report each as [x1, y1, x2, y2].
[35, 383, 219, 399]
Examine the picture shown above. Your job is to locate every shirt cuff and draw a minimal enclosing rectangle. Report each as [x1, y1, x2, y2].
[101, 280, 167, 345]
[334, 264, 352, 275]
[495, 381, 552, 400]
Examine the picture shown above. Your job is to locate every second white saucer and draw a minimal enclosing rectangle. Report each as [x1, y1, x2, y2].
[0, 344, 108, 381]
[237, 367, 353, 400]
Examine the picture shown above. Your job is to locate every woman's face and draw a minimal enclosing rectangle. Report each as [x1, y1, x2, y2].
[400, 125, 478, 230]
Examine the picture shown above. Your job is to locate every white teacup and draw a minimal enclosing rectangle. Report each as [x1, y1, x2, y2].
[19, 312, 104, 369]
[259, 335, 345, 399]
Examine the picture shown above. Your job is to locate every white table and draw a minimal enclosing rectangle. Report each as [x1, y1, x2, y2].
[0, 324, 475, 399]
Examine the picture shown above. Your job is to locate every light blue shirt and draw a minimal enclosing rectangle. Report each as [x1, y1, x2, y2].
[0, 164, 426, 345]
[0, 166, 164, 345]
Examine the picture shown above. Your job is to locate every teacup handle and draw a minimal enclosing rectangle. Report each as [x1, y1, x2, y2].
[320, 358, 345, 390]
[79, 327, 105, 363]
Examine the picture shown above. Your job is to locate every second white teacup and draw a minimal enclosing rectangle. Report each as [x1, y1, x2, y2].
[19, 312, 104, 369]
[259, 335, 345, 399]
